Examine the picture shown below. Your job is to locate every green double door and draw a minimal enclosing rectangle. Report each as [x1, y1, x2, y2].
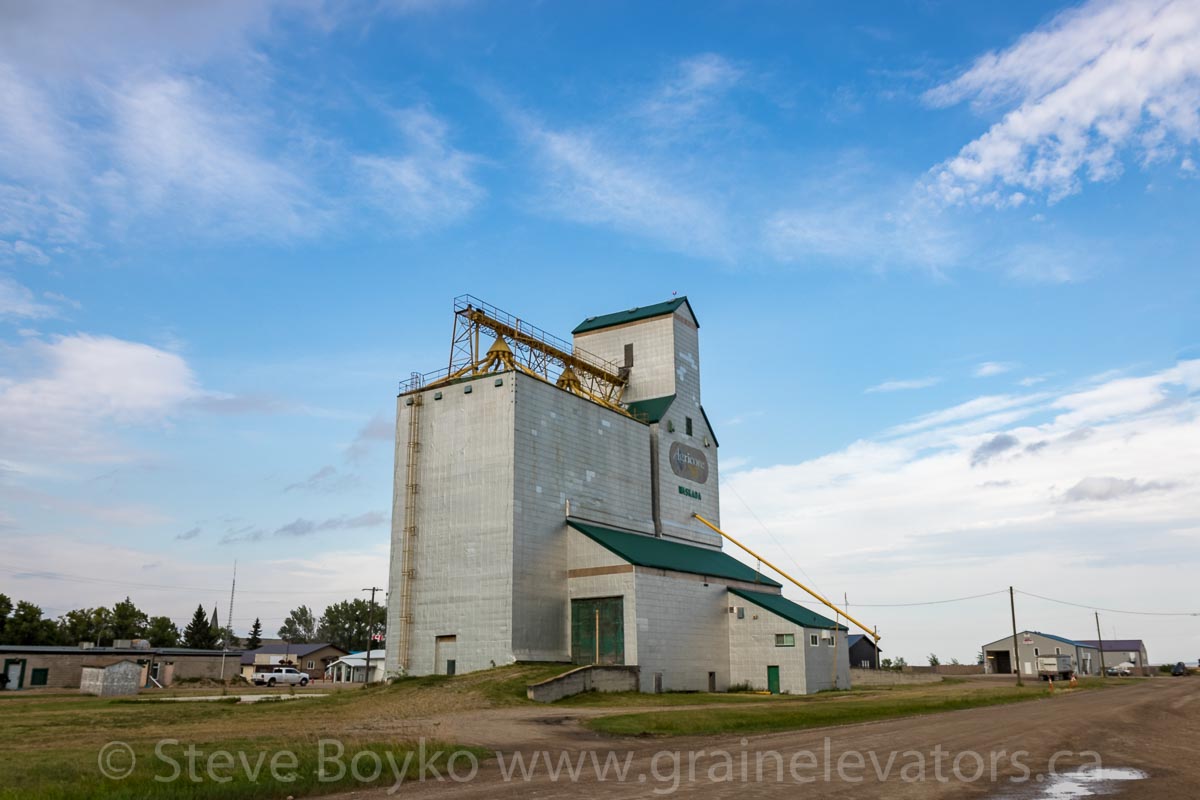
[571, 597, 625, 666]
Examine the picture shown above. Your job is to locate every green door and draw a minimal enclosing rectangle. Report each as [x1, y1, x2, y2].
[767, 665, 780, 694]
[571, 597, 625, 665]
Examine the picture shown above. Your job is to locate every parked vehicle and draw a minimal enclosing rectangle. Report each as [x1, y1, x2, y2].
[1106, 666, 1131, 676]
[252, 666, 309, 687]
[1172, 662, 1188, 676]
[1037, 654, 1074, 681]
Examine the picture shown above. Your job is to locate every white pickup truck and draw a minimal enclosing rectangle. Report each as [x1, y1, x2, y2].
[251, 666, 310, 687]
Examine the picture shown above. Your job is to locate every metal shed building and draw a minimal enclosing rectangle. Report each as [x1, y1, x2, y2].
[980, 631, 1102, 678]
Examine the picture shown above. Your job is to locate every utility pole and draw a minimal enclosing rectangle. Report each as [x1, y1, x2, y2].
[1009, 587, 1023, 686]
[220, 561, 237, 681]
[363, 587, 383, 684]
[1095, 611, 1107, 678]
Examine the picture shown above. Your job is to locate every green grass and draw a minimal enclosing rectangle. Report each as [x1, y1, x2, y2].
[0, 662, 592, 799]
[585, 681, 1101, 736]
[0, 737, 489, 800]
[0, 683, 489, 800]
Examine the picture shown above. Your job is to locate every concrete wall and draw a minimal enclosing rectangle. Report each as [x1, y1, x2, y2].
[512, 376, 653, 662]
[387, 371, 655, 676]
[574, 314, 677, 402]
[908, 664, 986, 676]
[727, 601, 850, 694]
[633, 570, 732, 693]
[80, 661, 141, 696]
[388, 375, 518, 677]
[526, 665, 639, 702]
[654, 313, 721, 547]
[574, 305, 720, 548]
[728, 604, 810, 694]
[850, 668, 941, 686]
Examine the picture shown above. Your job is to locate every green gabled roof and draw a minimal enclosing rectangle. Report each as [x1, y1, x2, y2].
[568, 520, 781, 587]
[729, 587, 847, 631]
[573, 297, 696, 334]
[625, 395, 675, 423]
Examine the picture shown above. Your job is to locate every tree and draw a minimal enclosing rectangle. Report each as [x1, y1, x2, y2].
[146, 616, 180, 647]
[928, 653, 941, 666]
[184, 604, 217, 649]
[893, 656, 908, 671]
[0, 593, 12, 640]
[218, 626, 239, 650]
[110, 597, 149, 642]
[210, 605, 220, 641]
[318, 599, 385, 653]
[278, 605, 317, 644]
[3, 601, 57, 645]
[950, 657, 961, 666]
[977, 651, 986, 665]
[57, 608, 102, 645]
[246, 618, 263, 651]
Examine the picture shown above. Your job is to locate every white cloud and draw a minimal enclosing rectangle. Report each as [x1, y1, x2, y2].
[107, 76, 317, 238]
[353, 106, 485, 231]
[974, 361, 1017, 377]
[637, 53, 744, 129]
[722, 359, 1200, 663]
[0, 1, 279, 78]
[763, 175, 966, 273]
[995, 241, 1089, 284]
[522, 121, 733, 259]
[865, 377, 941, 393]
[0, 3, 486, 258]
[925, 0, 1200, 205]
[0, 275, 55, 319]
[0, 333, 201, 462]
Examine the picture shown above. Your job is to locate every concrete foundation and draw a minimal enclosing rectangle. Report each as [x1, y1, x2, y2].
[526, 665, 640, 702]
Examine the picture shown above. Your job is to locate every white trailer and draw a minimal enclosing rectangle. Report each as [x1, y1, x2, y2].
[1037, 654, 1073, 681]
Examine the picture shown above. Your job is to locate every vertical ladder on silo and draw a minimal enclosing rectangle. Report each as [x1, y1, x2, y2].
[397, 392, 423, 673]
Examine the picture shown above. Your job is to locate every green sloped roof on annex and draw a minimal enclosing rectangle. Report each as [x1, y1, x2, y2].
[625, 395, 675, 423]
[567, 520, 781, 588]
[573, 297, 696, 334]
[728, 587, 847, 631]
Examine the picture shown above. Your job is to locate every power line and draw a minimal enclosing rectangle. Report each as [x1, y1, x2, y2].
[1015, 589, 1200, 617]
[721, 478, 830, 599]
[851, 589, 1009, 607]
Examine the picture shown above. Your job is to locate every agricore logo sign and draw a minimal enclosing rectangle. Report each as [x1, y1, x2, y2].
[669, 441, 709, 484]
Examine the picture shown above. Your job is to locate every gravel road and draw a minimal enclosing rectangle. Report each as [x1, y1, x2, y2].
[342, 679, 1198, 799]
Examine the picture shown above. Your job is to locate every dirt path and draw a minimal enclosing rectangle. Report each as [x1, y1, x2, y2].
[344, 679, 1200, 799]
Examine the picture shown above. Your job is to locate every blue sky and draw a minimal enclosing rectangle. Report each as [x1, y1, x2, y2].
[1, 0, 1198, 662]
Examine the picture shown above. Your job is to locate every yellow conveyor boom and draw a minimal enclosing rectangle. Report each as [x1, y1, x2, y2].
[694, 513, 880, 643]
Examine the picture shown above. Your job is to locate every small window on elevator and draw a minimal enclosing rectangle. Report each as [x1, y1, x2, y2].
[685, 417, 693, 436]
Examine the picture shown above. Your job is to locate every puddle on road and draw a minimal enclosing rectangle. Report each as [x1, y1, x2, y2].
[999, 767, 1147, 799]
